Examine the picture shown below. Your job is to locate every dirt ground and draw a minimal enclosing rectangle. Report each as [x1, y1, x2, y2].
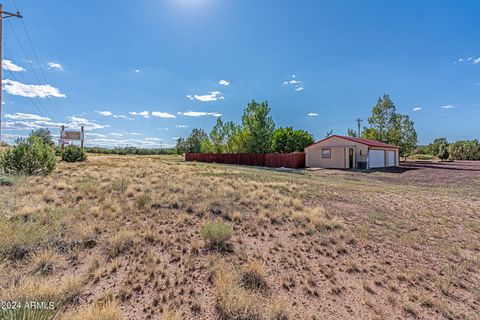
[0, 156, 479, 319]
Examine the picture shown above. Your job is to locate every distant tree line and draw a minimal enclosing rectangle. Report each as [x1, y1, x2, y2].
[85, 147, 176, 156]
[348, 94, 418, 159]
[418, 138, 480, 160]
[176, 100, 314, 154]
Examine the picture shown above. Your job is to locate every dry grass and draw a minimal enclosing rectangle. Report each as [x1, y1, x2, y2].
[0, 155, 478, 319]
[62, 301, 122, 320]
[213, 263, 264, 319]
[29, 248, 66, 275]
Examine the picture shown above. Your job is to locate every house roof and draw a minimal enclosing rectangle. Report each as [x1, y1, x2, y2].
[306, 135, 400, 149]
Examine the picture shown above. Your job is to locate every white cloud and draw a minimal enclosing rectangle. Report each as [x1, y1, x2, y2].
[151, 111, 176, 119]
[441, 105, 455, 109]
[113, 115, 134, 120]
[3, 114, 107, 131]
[412, 107, 422, 111]
[283, 76, 304, 92]
[455, 57, 480, 64]
[67, 116, 109, 130]
[178, 111, 222, 117]
[129, 111, 150, 118]
[124, 132, 142, 136]
[47, 62, 63, 71]
[96, 110, 134, 120]
[85, 133, 107, 138]
[176, 125, 188, 128]
[96, 111, 113, 116]
[135, 69, 140, 73]
[3, 79, 66, 98]
[109, 133, 123, 137]
[3, 60, 25, 72]
[145, 137, 162, 141]
[219, 80, 230, 86]
[307, 113, 318, 117]
[5, 113, 50, 121]
[158, 128, 169, 131]
[86, 138, 173, 148]
[189, 91, 224, 102]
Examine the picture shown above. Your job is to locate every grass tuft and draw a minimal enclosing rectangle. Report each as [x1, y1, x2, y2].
[201, 221, 232, 249]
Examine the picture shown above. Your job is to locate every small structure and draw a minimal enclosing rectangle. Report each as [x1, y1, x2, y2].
[60, 125, 85, 151]
[305, 135, 399, 169]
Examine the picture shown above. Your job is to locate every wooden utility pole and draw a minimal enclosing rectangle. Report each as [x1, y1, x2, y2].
[0, 3, 22, 143]
[355, 118, 363, 138]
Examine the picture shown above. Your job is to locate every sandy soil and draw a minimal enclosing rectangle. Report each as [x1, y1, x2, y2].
[0, 156, 478, 319]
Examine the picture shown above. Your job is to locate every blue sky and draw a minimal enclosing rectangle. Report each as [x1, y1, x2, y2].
[1, 0, 479, 147]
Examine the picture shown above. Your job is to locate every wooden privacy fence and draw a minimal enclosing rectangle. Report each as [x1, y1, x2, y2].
[185, 152, 306, 169]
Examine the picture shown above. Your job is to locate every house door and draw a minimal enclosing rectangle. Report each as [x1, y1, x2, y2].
[348, 148, 354, 168]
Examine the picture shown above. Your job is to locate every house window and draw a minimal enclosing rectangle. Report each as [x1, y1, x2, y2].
[321, 148, 331, 158]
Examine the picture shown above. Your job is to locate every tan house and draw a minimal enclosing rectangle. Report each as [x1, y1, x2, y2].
[305, 135, 400, 169]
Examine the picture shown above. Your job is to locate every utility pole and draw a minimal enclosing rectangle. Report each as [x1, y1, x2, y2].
[355, 118, 363, 138]
[0, 3, 22, 143]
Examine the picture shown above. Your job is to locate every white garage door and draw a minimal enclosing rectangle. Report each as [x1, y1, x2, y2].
[387, 150, 396, 166]
[369, 150, 385, 168]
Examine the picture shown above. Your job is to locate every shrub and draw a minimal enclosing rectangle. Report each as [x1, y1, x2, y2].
[0, 136, 56, 176]
[62, 145, 87, 163]
[136, 194, 151, 208]
[201, 221, 232, 248]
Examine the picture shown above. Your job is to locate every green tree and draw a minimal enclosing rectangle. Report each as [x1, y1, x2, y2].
[175, 137, 188, 154]
[448, 140, 480, 160]
[1, 136, 56, 175]
[185, 128, 209, 153]
[363, 94, 418, 158]
[209, 117, 226, 153]
[223, 121, 244, 153]
[30, 128, 54, 146]
[241, 100, 275, 153]
[347, 128, 358, 137]
[390, 114, 417, 159]
[368, 94, 396, 142]
[427, 138, 448, 157]
[272, 127, 314, 153]
[437, 142, 449, 160]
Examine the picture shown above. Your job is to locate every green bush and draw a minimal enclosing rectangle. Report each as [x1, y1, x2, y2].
[201, 221, 232, 248]
[62, 145, 87, 163]
[0, 136, 56, 176]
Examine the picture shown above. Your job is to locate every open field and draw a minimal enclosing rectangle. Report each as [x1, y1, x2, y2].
[0, 156, 479, 319]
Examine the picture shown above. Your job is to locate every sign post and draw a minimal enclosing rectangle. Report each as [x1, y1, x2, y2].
[60, 126, 85, 150]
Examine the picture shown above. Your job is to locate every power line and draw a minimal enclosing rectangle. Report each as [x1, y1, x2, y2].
[5, 18, 64, 122]
[0, 3, 22, 143]
[3, 44, 57, 121]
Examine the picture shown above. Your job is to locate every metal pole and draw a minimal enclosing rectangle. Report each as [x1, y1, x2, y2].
[0, 4, 3, 144]
[61, 125, 65, 152]
[81, 126, 84, 149]
[0, 5, 22, 144]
